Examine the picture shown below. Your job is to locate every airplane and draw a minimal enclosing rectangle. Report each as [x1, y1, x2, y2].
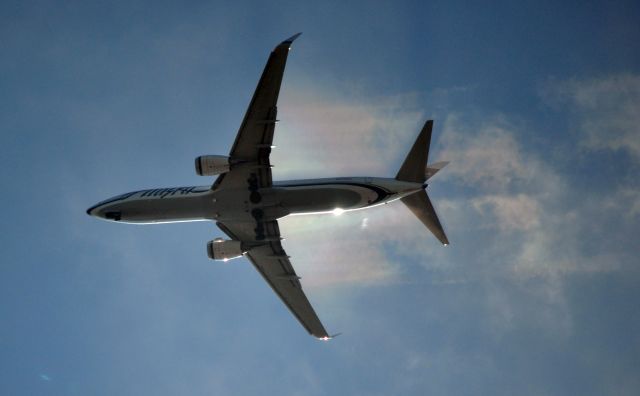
[87, 33, 449, 340]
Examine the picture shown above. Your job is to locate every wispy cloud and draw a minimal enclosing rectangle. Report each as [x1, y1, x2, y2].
[438, 114, 531, 189]
[68, 73, 633, 351]
[273, 86, 424, 178]
[279, 212, 402, 288]
[270, 77, 637, 299]
[541, 73, 640, 161]
[604, 187, 640, 217]
[471, 194, 541, 231]
[272, 84, 432, 287]
[69, 71, 627, 351]
[437, 108, 635, 277]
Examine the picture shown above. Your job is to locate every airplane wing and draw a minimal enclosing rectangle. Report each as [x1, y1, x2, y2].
[212, 33, 301, 191]
[216, 220, 331, 339]
[211, 34, 332, 339]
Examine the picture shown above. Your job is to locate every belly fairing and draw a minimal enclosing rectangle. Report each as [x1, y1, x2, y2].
[278, 182, 387, 214]
[115, 195, 210, 223]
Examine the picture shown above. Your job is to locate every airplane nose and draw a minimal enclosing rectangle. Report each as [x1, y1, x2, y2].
[86, 205, 99, 217]
[86, 204, 121, 221]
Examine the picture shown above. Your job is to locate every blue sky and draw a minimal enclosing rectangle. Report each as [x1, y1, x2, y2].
[2, 1, 639, 395]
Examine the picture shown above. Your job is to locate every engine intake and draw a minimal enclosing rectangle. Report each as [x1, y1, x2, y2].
[207, 239, 246, 261]
[195, 155, 230, 176]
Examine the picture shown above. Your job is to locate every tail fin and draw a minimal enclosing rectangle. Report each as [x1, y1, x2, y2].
[396, 120, 449, 245]
[395, 120, 432, 183]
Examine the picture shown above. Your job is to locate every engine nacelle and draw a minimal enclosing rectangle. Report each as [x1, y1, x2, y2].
[195, 155, 230, 176]
[207, 238, 246, 261]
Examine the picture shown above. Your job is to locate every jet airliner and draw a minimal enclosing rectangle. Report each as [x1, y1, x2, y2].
[87, 33, 449, 340]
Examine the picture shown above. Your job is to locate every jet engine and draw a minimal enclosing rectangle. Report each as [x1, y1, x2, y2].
[207, 238, 246, 261]
[195, 155, 230, 176]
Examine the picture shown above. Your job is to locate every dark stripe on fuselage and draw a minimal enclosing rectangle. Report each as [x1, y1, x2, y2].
[89, 182, 391, 215]
[139, 186, 209, 198]
[88, 186, 210, 213]
[277, 182, 392, 205]
[86, 191, 141, 214]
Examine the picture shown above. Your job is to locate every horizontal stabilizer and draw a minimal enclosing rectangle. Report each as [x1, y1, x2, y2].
[425, 161, 449, 180]
[401, 190, 449, 245]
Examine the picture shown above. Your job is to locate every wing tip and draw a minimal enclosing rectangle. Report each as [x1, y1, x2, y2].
[316, 332, 342, 341]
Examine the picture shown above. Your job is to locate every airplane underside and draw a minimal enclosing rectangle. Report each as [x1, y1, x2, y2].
[87, 177, 423, 224]
[87, 34, 449, 339]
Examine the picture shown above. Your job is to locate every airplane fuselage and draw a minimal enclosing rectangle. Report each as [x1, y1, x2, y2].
[87, 177, 424, 224]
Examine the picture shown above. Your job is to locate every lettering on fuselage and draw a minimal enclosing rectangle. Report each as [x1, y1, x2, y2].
[140, 186, 209, 199]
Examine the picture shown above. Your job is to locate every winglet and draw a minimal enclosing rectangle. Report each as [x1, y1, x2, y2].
[283, 32, 302, 44]
[279, 32, 302, 49]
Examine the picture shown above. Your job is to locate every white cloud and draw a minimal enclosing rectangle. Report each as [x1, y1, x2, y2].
[273, 86, 424, 179]
[270, 81, 634, 288]
[542, 73, 640, 160]
[199, 75, 640, 342]
[279, 211, 401, 288]
[269, 84, 437, 288]
[603, 187, 640, 218]
[471, 194, 541, 231]
[438, 114, 530, 189]
[435, 109, 631, 278]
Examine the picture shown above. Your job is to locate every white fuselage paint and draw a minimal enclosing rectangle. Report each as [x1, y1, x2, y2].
[87, 177, 424, 224]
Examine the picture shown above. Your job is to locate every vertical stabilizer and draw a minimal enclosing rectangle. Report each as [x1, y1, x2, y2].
[395, 120, 432, 183]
